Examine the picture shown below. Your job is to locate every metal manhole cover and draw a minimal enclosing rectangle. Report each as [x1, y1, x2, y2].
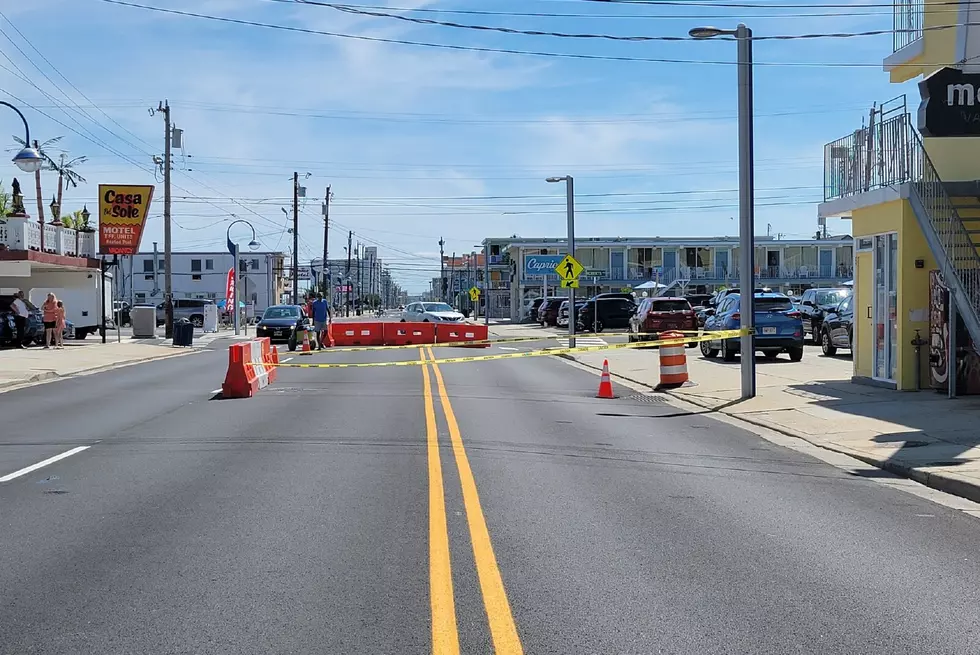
[626, 394, 667, 404]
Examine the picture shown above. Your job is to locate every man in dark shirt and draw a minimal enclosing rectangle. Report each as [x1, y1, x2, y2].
[311, 293, 331, 350]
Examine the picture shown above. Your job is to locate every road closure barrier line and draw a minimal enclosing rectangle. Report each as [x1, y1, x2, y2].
[425, 348, 525, 655]
[420, 348, 461, 654]
[255, 329, 749, 369]
[295, 331, 636, 355]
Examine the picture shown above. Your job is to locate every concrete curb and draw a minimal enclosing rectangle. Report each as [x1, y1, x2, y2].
[560, 353, 980, 506]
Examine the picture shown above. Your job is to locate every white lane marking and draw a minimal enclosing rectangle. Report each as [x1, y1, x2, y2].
[499, 347, 519, 351]
[283, 357, 294, 362]
[0, 446, 91, 483]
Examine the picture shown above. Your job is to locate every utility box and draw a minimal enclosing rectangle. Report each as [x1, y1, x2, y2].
[131, 305, 157, 339]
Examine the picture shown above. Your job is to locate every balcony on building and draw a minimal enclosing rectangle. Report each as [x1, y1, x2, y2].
[0, 215, 101, 289]
[819, 97, 927, 221]
[510, 237, 853, 291]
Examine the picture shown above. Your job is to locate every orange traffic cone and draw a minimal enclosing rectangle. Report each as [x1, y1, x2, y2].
[301, 329, 312, 353]
[597, 359, 615, 399]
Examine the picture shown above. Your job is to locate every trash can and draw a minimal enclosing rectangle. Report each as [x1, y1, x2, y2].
[173, 318, 195, 347]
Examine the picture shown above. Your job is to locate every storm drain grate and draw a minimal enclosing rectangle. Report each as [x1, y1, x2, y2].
[626, 393, 668, 404]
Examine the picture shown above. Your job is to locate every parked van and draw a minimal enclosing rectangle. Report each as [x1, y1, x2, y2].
[155, 298, 215, 327]
[31, 274, 113, 340]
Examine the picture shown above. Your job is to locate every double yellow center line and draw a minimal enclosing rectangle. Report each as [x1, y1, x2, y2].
[420, 347, 524, 655]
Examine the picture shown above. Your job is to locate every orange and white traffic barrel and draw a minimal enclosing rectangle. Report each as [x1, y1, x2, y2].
[657, 330, 689, 389]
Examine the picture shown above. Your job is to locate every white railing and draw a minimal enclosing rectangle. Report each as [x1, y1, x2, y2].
[0, 217, 96, 258]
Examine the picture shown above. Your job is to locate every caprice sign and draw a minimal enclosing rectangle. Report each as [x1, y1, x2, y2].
[523, 254, 564, 278]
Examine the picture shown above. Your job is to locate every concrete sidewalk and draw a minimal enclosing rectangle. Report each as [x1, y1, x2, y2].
[547, 335, 980, 504]
[0, 331, 235, 391]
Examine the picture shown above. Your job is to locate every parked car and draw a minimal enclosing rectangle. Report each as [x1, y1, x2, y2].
[590, 292, 636, 304]
[256, 304, 306, 350]
[114, 301, 132, 327]
[401, 301, 465, 323]
[557, 300, 586, 328]
[524, 298, 545, 323]
[629, 297, 699, 344]
[577, 296, 637, 333]
[0, 295, 43, 347]
[799, 287, 851, 343]
[700, 292, 804, 362]
[710, 287, 768, 308]
[537, 298, 565, 327]
[696, 306, 713, 327]
[820, 294, 854, 356]
[684, 294, 714, 309]
[155, 298, 215, 327]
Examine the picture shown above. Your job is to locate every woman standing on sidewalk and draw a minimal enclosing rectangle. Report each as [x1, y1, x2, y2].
[55, 300, 66, 349]
[41, 293, 58, 349]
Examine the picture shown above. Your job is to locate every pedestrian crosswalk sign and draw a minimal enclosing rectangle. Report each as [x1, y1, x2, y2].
[468, 286, 480, 301]
[555, 254, 584, 283]
[560, 278, 579, 288]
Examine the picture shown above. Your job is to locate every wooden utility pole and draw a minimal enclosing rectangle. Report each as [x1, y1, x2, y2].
[292, 172, 299, 304]
[322, 186, 331, 304]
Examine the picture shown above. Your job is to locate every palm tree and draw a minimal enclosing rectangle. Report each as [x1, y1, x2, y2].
[12, 135, 62, 223]
[51, 152, 87, 209]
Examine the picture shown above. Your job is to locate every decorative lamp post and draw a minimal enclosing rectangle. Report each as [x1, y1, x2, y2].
[49, 195, 61, 225]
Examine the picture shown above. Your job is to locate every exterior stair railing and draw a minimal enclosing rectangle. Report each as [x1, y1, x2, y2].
[907, 129, 980, 351]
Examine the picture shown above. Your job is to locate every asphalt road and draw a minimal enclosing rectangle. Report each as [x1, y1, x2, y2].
[2, 338, 980, 653]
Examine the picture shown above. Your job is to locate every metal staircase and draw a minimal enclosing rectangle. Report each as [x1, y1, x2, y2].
[907, 130, 980, 351]
[660, 278, 691, 297]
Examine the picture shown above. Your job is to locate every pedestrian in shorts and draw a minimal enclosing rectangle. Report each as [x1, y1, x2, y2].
[311, 293, 331, 350]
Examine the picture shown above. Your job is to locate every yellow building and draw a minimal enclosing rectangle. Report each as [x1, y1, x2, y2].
[819, 0, 980, 392]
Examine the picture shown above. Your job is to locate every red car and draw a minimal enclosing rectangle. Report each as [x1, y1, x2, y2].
[629, 297, 699, 346]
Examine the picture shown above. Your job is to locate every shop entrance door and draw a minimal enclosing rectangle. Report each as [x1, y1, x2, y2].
[873, 233, 898, 382]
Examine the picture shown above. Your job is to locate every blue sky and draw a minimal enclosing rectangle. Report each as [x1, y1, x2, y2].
[3, 0, 918, 291]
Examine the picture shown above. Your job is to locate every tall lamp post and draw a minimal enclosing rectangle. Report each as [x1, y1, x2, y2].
[546, 175, 576, 349]
[0, 101, 43, 174]
[689, 23, 756, 400]
[226, 219, 260, 336]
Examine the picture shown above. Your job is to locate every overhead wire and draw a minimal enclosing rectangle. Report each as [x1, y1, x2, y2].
[297, 1, 960, 43]
[96, 0, 948, 68]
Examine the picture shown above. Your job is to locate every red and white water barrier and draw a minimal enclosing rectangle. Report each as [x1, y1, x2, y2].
[222, 337, 279, 398]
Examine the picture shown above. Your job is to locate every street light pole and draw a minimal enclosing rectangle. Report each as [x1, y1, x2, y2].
[690, 23, 756, 400]
[547, 175, 575, 348]
[0, 101, 43, 173]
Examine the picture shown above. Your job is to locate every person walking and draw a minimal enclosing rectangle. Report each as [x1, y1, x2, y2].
[41, 293, 58, 349]
[55, 300, 67, 349]
[10, 290, 29, 349]
[311, 292, 332, 350]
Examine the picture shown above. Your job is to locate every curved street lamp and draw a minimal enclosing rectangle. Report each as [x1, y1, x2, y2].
[689, 23, 756, 400]
[0, 101, 43, 173]
[226, 219, 260, 335]
[546, 175, 576, 348]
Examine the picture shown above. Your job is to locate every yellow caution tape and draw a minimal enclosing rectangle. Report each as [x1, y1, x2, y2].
[255, 328, 749, 369]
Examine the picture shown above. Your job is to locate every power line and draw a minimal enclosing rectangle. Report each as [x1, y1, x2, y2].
[277, 0, 923, 19]
[300, 1, 957, 43]
[96, 0, 940, 68]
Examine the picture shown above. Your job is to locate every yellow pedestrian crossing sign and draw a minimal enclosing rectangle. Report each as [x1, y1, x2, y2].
[560, 278, 579, 289]
[555, 254, 584, 283]
[468, 286, 480, 302]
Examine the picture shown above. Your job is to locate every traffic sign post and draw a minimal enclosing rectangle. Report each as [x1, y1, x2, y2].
[468, 286, 481, 319]
[555, 254, 584, 284]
